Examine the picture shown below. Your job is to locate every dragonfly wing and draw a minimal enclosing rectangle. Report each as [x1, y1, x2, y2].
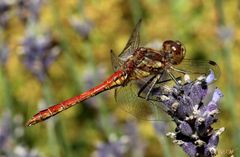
[115, 76, 171, 121]
[172, 59, 220, 82]
[118, 19, 141, 59]
[110, 49, 124, 71]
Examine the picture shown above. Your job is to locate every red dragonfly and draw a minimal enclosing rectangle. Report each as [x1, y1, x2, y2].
[26, 20, 220, 126]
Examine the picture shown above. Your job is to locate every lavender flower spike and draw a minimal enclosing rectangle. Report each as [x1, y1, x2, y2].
[21, 32, 60, 82]
[158, 71, 224, 157]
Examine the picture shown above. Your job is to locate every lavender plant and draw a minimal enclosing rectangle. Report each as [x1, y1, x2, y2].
[0, 0, 13, 28]
[69, 17, 94, 40]
[0, 43, 8, 66]
[93, 133, 129, 157]
[16, 0, 43, 23]
[93, 120, 146, 157]
[0, 0, 43, 28]
[0, 112, 40, 157]
[154, 70, 224, 157]
[21, 32, 60, 82]
[124, 120, 146, 157]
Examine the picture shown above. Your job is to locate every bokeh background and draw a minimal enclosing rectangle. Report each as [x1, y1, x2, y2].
[0, 0, 239, 157]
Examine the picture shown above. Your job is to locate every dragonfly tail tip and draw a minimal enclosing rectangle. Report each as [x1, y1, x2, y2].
[25, 118, 36, 127]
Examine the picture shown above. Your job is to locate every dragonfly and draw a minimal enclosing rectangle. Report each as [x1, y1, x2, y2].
[26, 19, 220, 126]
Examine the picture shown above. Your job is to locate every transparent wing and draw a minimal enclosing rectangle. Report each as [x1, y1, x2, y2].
[118, 19, 142, 59]
[171, 59, 220, 82]
[110, 49, 123, 71]
[114, 75, 172, 121]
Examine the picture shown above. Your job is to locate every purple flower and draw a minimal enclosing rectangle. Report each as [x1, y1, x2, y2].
[217, 25, 234, 43]
[0, 1, 13, 28]
[124, 120, 146, 156]
[175, 141, 197, 157]
[157, 71, 224, 157]
[16, 0, 43, 23]
[153, 121, 168, 136]
[0, 43, 8, 66]
[0, 112, 40, 156]
[178, 120, 193, 137]
[204, 128, 224, 157]
[0, 0, 43, 27]
[0, 1, 10, 13]
[93, 120, 147, 157]
[21, 32, 60, 82]
[93, 134, 129, 157]
[0, 111, 11, 150]
[69, 17, 94, 40]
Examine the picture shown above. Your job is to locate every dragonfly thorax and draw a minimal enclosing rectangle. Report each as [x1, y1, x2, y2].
[121, 48, 166, 80]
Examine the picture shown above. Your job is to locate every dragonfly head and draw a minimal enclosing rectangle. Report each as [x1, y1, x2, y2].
[162, 40, 186, 65]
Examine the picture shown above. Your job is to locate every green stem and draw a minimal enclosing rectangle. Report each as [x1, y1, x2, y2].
[43, 79, 72, 157]
[0, 67, 14, 111]
[129, 0, 143, 23]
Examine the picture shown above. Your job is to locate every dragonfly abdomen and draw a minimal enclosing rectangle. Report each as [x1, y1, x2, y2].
[26, 70, 128, 126]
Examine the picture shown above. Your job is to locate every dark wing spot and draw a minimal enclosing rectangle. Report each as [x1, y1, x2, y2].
[208, 60, 217, 66]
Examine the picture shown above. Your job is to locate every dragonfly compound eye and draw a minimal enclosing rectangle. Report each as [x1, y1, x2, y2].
[162, 40, 186, 65]
[171, 41, 186, 65]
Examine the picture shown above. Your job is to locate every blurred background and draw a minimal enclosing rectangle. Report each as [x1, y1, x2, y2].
[0, 0, 239, 157]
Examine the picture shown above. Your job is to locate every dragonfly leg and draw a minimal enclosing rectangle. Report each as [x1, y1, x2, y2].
[170, 66, 188, 74]
[166, 70, 180, 86]
[155, 76, 182, 85]
[137, 75, 157, 97]
[138, 71, 182, 100]
[145, 74, 161, 100]
[138, 74, 162, 100]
